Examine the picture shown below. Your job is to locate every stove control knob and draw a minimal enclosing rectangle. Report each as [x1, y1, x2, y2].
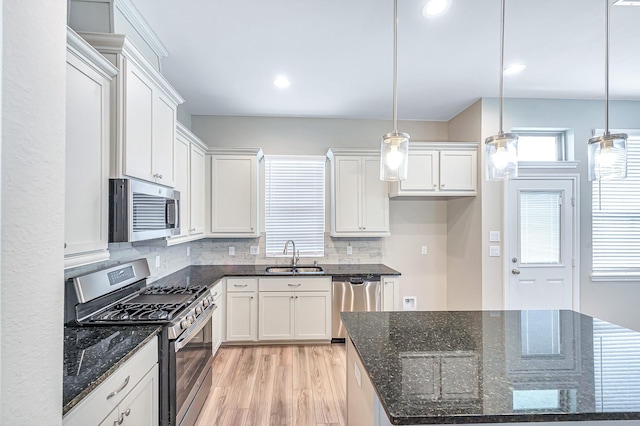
[195, 306, 203, 315]
[180, 319, 190, 329]
[188, 315, 195, 324]
[202, 299, 210, 308]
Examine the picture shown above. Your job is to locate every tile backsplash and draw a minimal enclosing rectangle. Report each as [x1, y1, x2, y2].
[65, 233, 383, 281]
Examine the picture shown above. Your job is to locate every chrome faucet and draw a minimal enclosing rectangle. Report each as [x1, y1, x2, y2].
[283, 240, 299, 267]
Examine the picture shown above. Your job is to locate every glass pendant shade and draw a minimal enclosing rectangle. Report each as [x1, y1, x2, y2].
[485, 133, 519, 181]
[380, 131, 410, 181]
[588, 133, 628, 181]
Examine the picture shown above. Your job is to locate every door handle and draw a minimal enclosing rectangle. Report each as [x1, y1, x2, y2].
[511, 269, 521, 275]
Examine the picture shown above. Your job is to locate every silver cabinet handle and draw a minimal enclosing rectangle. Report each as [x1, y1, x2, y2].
[288, 283, 301, 287]
[511, 269, 521, 275]
[234, 284, 248, 287]
[117, 412, 125, 425]
[106, 375, 130, 400]
[124, 408, 131, 416]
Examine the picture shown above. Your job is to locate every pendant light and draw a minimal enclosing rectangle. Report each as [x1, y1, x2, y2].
[380, 0, 410, 181]
[588, 0, 627, 181]
[485, 0, 518, 181]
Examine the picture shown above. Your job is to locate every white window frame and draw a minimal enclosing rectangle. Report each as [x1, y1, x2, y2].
[264, 155, 326, 258]
[591, 129, 640, 281]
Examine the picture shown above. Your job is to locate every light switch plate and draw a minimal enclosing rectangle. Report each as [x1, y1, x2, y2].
[489, 231, 501, 242]
[228, 246, 235, 256]
[421, 245, 428, 255]
[347, 246, 353, 255]
[489, 245, 501, 257]
[186, 246, 190, 257]
[403, 296, 417, 311]
[250, 246, 259, 255]
[155, 255, 160, 268]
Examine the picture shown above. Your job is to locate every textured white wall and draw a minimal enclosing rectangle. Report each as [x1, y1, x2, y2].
[1, 0, 66, 424]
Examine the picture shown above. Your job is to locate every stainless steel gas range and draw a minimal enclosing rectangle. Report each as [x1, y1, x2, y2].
[65, 259, 215, 426]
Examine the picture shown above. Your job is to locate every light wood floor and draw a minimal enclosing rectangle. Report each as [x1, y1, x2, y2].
[195, 344, 347, 426]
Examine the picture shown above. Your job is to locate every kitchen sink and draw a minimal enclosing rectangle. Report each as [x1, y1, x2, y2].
[265, 265, 324, 275]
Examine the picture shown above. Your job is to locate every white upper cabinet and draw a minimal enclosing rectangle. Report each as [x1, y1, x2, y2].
[208, 148, 263, 238]
[327, 149, 390, 237]
[65, 28, 117, 269]
[167, 123, 207, 245]
[78, 32, 184, 187]
[389, 142, 478, 197]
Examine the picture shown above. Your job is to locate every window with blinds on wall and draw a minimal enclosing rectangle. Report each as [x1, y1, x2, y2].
[265, 156, 326, 258]
[592, 134, 640, 277]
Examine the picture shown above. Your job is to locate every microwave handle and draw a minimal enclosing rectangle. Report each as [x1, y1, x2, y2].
[166, 199, 179, 228]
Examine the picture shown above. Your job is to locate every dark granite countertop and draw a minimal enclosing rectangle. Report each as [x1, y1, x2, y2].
[63, 325, 161, 415]
[342, 310, 640, 425]
[150, 263, 400, 288]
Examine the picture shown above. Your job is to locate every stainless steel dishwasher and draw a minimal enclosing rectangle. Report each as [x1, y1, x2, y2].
[332, 274, 381, 341]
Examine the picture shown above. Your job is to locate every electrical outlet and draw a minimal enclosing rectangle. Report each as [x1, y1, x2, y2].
[347, 245, 353, 255]
[250, 246, 259, 255]
[186, 246, 190, 257]
[228, 246, 235, 256]
[403, 296, 417, 311]
[155, 255, 160, 268]
[489, 245, 501, 257]
[421, 245, 428, 255]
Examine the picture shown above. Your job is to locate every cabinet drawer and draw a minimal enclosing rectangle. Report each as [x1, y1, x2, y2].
[259, 277, 331, 292]
[63, 336, 158, 426]
[226, 278, 258, 292]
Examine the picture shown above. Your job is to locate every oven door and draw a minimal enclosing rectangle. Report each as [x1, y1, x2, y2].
[171, 307, 214, 426]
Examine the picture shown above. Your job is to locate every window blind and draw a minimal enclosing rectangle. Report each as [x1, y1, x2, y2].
[593, 318, 640, 411]
[520, 191, 562, 264]
[592, 135, 640, 275]
[265, 156, 325, 258]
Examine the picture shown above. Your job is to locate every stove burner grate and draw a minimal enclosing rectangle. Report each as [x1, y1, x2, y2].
[142, 285, 207, 296]
[90, 302, 186, 322]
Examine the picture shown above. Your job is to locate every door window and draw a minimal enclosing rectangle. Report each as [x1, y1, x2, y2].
[519, 191, 562, 264]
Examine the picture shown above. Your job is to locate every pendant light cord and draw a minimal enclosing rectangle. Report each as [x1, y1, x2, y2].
[393, 0, 399, 134]
[605, 0, 610, 136]
[498, 0, 505, 135]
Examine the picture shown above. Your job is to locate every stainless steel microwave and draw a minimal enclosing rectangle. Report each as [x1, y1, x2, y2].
[109, 178, 180, 242]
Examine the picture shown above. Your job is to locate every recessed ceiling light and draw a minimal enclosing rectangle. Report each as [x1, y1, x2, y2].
[422, 0, 451, 17]
[273, 76, 290, 89]
[504, 64, 526, 75]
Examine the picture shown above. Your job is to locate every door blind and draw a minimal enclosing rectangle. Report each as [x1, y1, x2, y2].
[519, 191, 562, 264]
[593, 318, 640, 411]
[265, 156, 325, 257]
[592, 135, 640, 275]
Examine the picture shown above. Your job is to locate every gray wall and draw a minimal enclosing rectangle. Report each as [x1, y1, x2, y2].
[192, 115, 452, 310]
[487, 98, 640, 330]
[1, 0, 66, 423]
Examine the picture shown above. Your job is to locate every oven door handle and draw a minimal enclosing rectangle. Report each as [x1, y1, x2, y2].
[174, 305, 215, 352]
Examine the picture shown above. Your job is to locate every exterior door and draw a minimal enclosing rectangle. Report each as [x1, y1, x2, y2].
[506, 178, 576, 310]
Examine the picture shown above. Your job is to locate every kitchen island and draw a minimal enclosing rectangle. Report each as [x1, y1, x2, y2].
[342, 310, 640, 425]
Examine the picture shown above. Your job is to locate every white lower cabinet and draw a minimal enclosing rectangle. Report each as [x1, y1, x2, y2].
[258, 277, 331, 341]
[226, 278, 258, 342]
[63, 337, 158, 426]
[382, 276, 401, 311]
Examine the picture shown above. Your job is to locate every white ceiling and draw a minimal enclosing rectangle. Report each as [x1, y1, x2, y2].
[129, 0, 640, 121]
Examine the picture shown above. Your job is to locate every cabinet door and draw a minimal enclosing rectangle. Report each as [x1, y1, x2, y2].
[152, 93, 176, 186]
[294, 291, 331, 340]
[440, 354, 479, 400]
[212, 304, 222, 354]
[189, 144, 206, 235]
[399, 150, 439, 193]
[382, 277, 400, 311]
[259, 292, 295, 340]
[439, 150, 477, 192]
[361, 157, 389, 233]
[333, 157, 361, 233]
[226, 292, 257, 341]
[65, 52, 110, 261]
[118, 365, 159, 426]
[210, 155, 258, 236]
[97, 408, 119, 426]
[123, 62, 154, 182]
[172, 135, 190, 239]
